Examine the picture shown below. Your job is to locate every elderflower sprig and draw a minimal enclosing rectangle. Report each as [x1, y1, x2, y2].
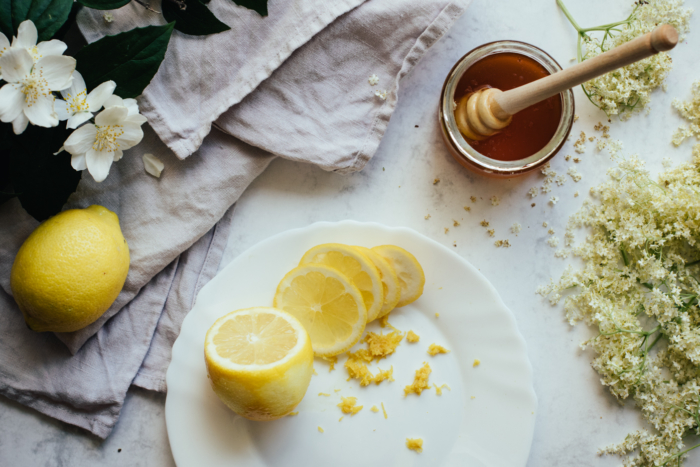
[557, 0, 693, 119]
[538, 149, 700, 466]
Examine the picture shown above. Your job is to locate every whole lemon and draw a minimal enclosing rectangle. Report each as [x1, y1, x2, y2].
[11, 205, 130, 333]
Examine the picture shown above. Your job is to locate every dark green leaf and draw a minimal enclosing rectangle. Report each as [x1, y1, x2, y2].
[0, 123, 15, 206]
[75, 23, 174, 99]
[52, 2, 82, 42]
[9, 123, 81, 221]
[231, 0, 266, 16]
[162, 0, 230, 36]
[77, 0, 130, 11]
[0, 0, 74, 42]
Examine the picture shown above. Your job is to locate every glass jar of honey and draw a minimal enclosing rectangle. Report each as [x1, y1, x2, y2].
[439, 41, 575, 177]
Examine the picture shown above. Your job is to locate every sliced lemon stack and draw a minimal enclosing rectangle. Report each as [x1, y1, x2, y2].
[372, 245, 425, 307]
[204, 307, 314, 420]
[299, 244, 384, 322]
[354, 246, 400, 319]
[274, 264, 367, 356]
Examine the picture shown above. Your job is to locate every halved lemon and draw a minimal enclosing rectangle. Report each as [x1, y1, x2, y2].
[274, 264, 367, 356]
[371, 245, 425, 307]
[299, 243, 384, 322]
[354, 246, 400, 320]
[204, 307, 313, 421]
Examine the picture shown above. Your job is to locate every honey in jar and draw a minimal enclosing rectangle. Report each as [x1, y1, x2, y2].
[454, 53, 563, 161]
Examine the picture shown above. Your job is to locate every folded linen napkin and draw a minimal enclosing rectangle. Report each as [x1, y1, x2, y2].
[76, 0, 367, 159]
[0, 0, 470, 438]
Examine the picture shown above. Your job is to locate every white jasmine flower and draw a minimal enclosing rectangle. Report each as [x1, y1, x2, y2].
[142, 153, 164, 178]
[103, 12, 114, 23]
[368, 74, 379, 86]
[55, 71, 116, 129]
[63, 97, 147, 182]
[549, 196, 559, 205]
[0, 21, 68, 78]
[374, 89, 387, 100]
[0, 47, 75, 134]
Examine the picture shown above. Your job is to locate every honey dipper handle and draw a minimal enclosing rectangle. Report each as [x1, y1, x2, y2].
[491, 24, 679, 119]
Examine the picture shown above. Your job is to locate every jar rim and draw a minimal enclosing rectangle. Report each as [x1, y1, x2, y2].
[439, 40, 575, 177]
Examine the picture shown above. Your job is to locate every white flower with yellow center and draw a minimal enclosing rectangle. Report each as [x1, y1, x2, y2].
[0, 20, 69, 80]
[55, 71, 116, 129]
[0, 47, 75, 134]
[63, 97, 147, 182]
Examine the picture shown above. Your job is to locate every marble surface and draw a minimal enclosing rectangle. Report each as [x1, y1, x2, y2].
[2, 0, 700, 465]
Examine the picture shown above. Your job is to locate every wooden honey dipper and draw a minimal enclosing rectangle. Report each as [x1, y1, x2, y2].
[456, 24, 679, 141]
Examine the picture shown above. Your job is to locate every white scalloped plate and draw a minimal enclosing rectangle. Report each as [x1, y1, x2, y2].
[165, 221, 537, 467]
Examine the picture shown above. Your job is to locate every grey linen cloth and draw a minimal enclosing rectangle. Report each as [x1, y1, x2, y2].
[0, 0, 470, 438]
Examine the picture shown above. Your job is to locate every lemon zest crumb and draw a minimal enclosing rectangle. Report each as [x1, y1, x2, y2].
[339, 416, 343, 422]
[371, 405, 380, 413]
[435, 313, 440, 318]
[312, 368, 318, 375]
[406, 330, 420, 343]
[433, 383, 451, 396]
[318, 392, 330, 397]
[427, 343, 450, 356]
[404, 362, 432, 396]
[337, 396, 363, 415]
[473, 359, 481, 367]
[381, 402, 387, 419]
[318, 426, 324, 433]
[406, 438, 423, 453]
[322, 356, 337, 372]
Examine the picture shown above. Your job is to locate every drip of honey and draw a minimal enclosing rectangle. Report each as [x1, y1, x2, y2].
[455, 52, 562, 161]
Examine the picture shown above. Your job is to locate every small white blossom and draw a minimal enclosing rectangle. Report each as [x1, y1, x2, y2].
[0, 46, 75, 134]
[368, 74, 379, 86]
[374, 89, 387, 100]
[547, 236, 559, 248]
[63, 95, 147, 182]
[528, 186, 538, 198]
[55, 71, 116, 129]
[672, 81, 700, 146]
[567, 166, 582, 182]
[490, 196, 500, 206]
[103, 12, 114, 23]
[549, 196, 559, 205]
[511, 222, 521, 234]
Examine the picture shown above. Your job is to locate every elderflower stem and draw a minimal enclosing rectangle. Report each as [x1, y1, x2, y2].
[557, 0, 583, 32]
[661, 442, 700, 466]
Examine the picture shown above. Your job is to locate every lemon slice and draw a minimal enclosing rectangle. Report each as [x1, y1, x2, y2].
[299, 243, 384, 322]
[274, 264, 367, 356]
[354, 246, 400, 320]
[204, 307, 314, 421]
[371, 245, 425, 307]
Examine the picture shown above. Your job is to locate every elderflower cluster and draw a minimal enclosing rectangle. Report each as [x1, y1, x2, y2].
[672, 81, 700, 146]
[537, 152, 700, 467]
[577, 0, 692, 119]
